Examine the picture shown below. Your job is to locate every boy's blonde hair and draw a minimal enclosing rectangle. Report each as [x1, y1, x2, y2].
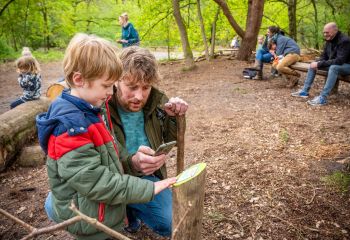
[63, 33, 122, 87]
[16, 55, 41, 74]
[119, 46, 160, 85]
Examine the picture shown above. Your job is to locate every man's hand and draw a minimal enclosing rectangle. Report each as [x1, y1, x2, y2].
[310, 61, 318, 69]
[132, 146, 166, 175]
[164, 97, 188, 116]
[154, 177, 177, 195]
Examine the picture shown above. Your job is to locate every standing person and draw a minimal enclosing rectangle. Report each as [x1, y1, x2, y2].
[108, 46, 189, 237]
[36, 33, 176, 240]
[10, 55, 41, 109]
[253, 26, 280, 80]
[117, 12, 140, 48]
[292, 22, 350, 105]
[271, 34, 301, 88]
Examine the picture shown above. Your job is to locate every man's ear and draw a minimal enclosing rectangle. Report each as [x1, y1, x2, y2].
[72, 72, 84, 87]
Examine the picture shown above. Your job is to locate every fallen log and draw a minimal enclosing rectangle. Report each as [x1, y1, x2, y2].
[17, 145, 46, 167]
[0, 98, 51, 172]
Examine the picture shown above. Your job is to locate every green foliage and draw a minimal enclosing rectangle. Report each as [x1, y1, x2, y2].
[32, 49, 64, 63]
[322, 171, 350, 193]
[0, 0, 349, 60]
[279, 128, 289, 144]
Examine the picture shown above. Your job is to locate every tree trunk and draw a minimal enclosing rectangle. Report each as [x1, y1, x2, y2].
[237, 0, 264, 60]
[196, 0, 209, 61]
[212, 0, 244, 37]
[210, 6, 220, 58]
[213, 0, 264, 61]
[0, 98, 51, 172]
[172, 0, 195, 69]
[18, 145, 46, 167]
[287, 0, 297, 41]
[311, 0, 319, 49]
[172, 167, 206, 240]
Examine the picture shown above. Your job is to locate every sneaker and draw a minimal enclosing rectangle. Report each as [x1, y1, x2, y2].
[307, 95, 327, 106]
[124, 219, 141, 233]
[291, 90, 309, 98]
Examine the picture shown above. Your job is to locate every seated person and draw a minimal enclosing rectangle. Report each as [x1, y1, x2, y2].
[108, 46, 189, 237]
[272, 35, 301, 88]
[292, 22, 350, 106]
[253, 26, 280, 80]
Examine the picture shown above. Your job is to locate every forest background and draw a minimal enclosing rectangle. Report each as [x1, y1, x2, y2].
[1, 0, 350, 63]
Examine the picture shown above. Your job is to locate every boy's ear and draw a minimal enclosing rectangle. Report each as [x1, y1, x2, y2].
[72, 72, 84, 87]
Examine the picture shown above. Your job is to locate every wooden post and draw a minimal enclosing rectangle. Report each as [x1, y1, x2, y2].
[176, 115, 186, 174]
[172, 167, 206, 240]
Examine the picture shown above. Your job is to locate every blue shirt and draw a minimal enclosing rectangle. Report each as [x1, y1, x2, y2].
[117, 106, 150, 154]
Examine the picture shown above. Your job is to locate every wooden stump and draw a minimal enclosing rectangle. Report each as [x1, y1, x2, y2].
[172, 167, 206, 240]
[176, 115, 186, 174]
[17, 145, 46, 167]
[0, 98, 51, 171]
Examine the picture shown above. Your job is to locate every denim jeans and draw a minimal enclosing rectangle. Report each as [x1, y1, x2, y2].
[302, 63, 350, 98]
[10, 98, 26, 109]
[45, 192, 56, 222]
[127, 175, 172, 237]
[256, 48, 273, 63]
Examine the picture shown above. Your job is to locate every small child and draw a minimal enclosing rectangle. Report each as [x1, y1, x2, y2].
[257, 35, 264, 50]
[36, 33, 176, 240]
[21, 47, 32, 57]
[10, 55, 41, 109]
[268, 40, 283, 75]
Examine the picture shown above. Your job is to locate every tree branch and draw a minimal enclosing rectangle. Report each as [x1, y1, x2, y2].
[0, 0, 15, 17]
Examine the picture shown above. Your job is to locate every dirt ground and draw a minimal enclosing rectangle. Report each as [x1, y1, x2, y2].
[0, 57, 350, 240]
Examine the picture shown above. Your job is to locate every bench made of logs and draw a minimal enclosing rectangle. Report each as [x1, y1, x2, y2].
[290, 62, 350, 93]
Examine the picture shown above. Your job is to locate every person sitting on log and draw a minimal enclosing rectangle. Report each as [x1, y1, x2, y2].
[107, 46, 188, 237]
[253, 26, 280, 80]
[291, 22, 350, 106]
[36, 33, 176, 240]
[10, 54, 41, 109]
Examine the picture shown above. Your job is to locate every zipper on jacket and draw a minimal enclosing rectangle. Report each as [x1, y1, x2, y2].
[98, 203, 105, 222]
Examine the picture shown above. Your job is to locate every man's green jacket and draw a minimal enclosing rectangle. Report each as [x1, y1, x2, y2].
[108, 87, 178, 179]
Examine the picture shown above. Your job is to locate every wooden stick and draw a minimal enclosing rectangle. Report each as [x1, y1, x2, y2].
[21, 216, 82, 240]
[69, 202, 131, 240]
[176, 115, 186, 174]
[0, 208, 35, 232]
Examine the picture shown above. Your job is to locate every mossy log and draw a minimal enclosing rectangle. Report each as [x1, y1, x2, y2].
[0, 98, 50, 171]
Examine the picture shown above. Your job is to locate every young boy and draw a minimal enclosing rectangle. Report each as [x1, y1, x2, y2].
[36, 33, 176, 240]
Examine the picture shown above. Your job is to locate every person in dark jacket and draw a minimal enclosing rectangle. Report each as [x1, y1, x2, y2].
[292, 22, 350, 105]
[117, 12, 140, 48]
[108, 46, 188, 237]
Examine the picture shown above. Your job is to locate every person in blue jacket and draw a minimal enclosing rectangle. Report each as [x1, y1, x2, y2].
[117, 12, 140, 48]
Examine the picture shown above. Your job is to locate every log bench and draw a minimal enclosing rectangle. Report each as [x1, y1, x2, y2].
[290, 61, 350, 93]
[217, 48, 239, 55]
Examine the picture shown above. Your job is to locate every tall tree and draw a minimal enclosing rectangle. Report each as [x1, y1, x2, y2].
[213, 0, 264, 60]
[172, 0, 195, 68]
[196, 0, 209, 61]
[287, 0, 297, 41]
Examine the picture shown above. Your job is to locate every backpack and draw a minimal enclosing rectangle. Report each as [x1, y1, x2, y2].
[242, 68, 257, 79]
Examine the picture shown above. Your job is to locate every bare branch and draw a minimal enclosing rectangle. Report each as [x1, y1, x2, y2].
[0, 208, 35, 232]
[69, 201, 131, 240]
[0, 0, 15, 17]
[21, 216, 82, 240]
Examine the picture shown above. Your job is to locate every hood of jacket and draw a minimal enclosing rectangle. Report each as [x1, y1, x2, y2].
[36, 90, 101, 154]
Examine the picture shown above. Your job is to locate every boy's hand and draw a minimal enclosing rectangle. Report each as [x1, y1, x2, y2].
[164, 97, 188, 116]
[132, 146, 166, 175]
[154, 177, 177, 195]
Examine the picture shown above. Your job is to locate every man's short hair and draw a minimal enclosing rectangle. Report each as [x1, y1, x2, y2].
[119, 46, 160, 85]
[63, 33, 123, 87]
